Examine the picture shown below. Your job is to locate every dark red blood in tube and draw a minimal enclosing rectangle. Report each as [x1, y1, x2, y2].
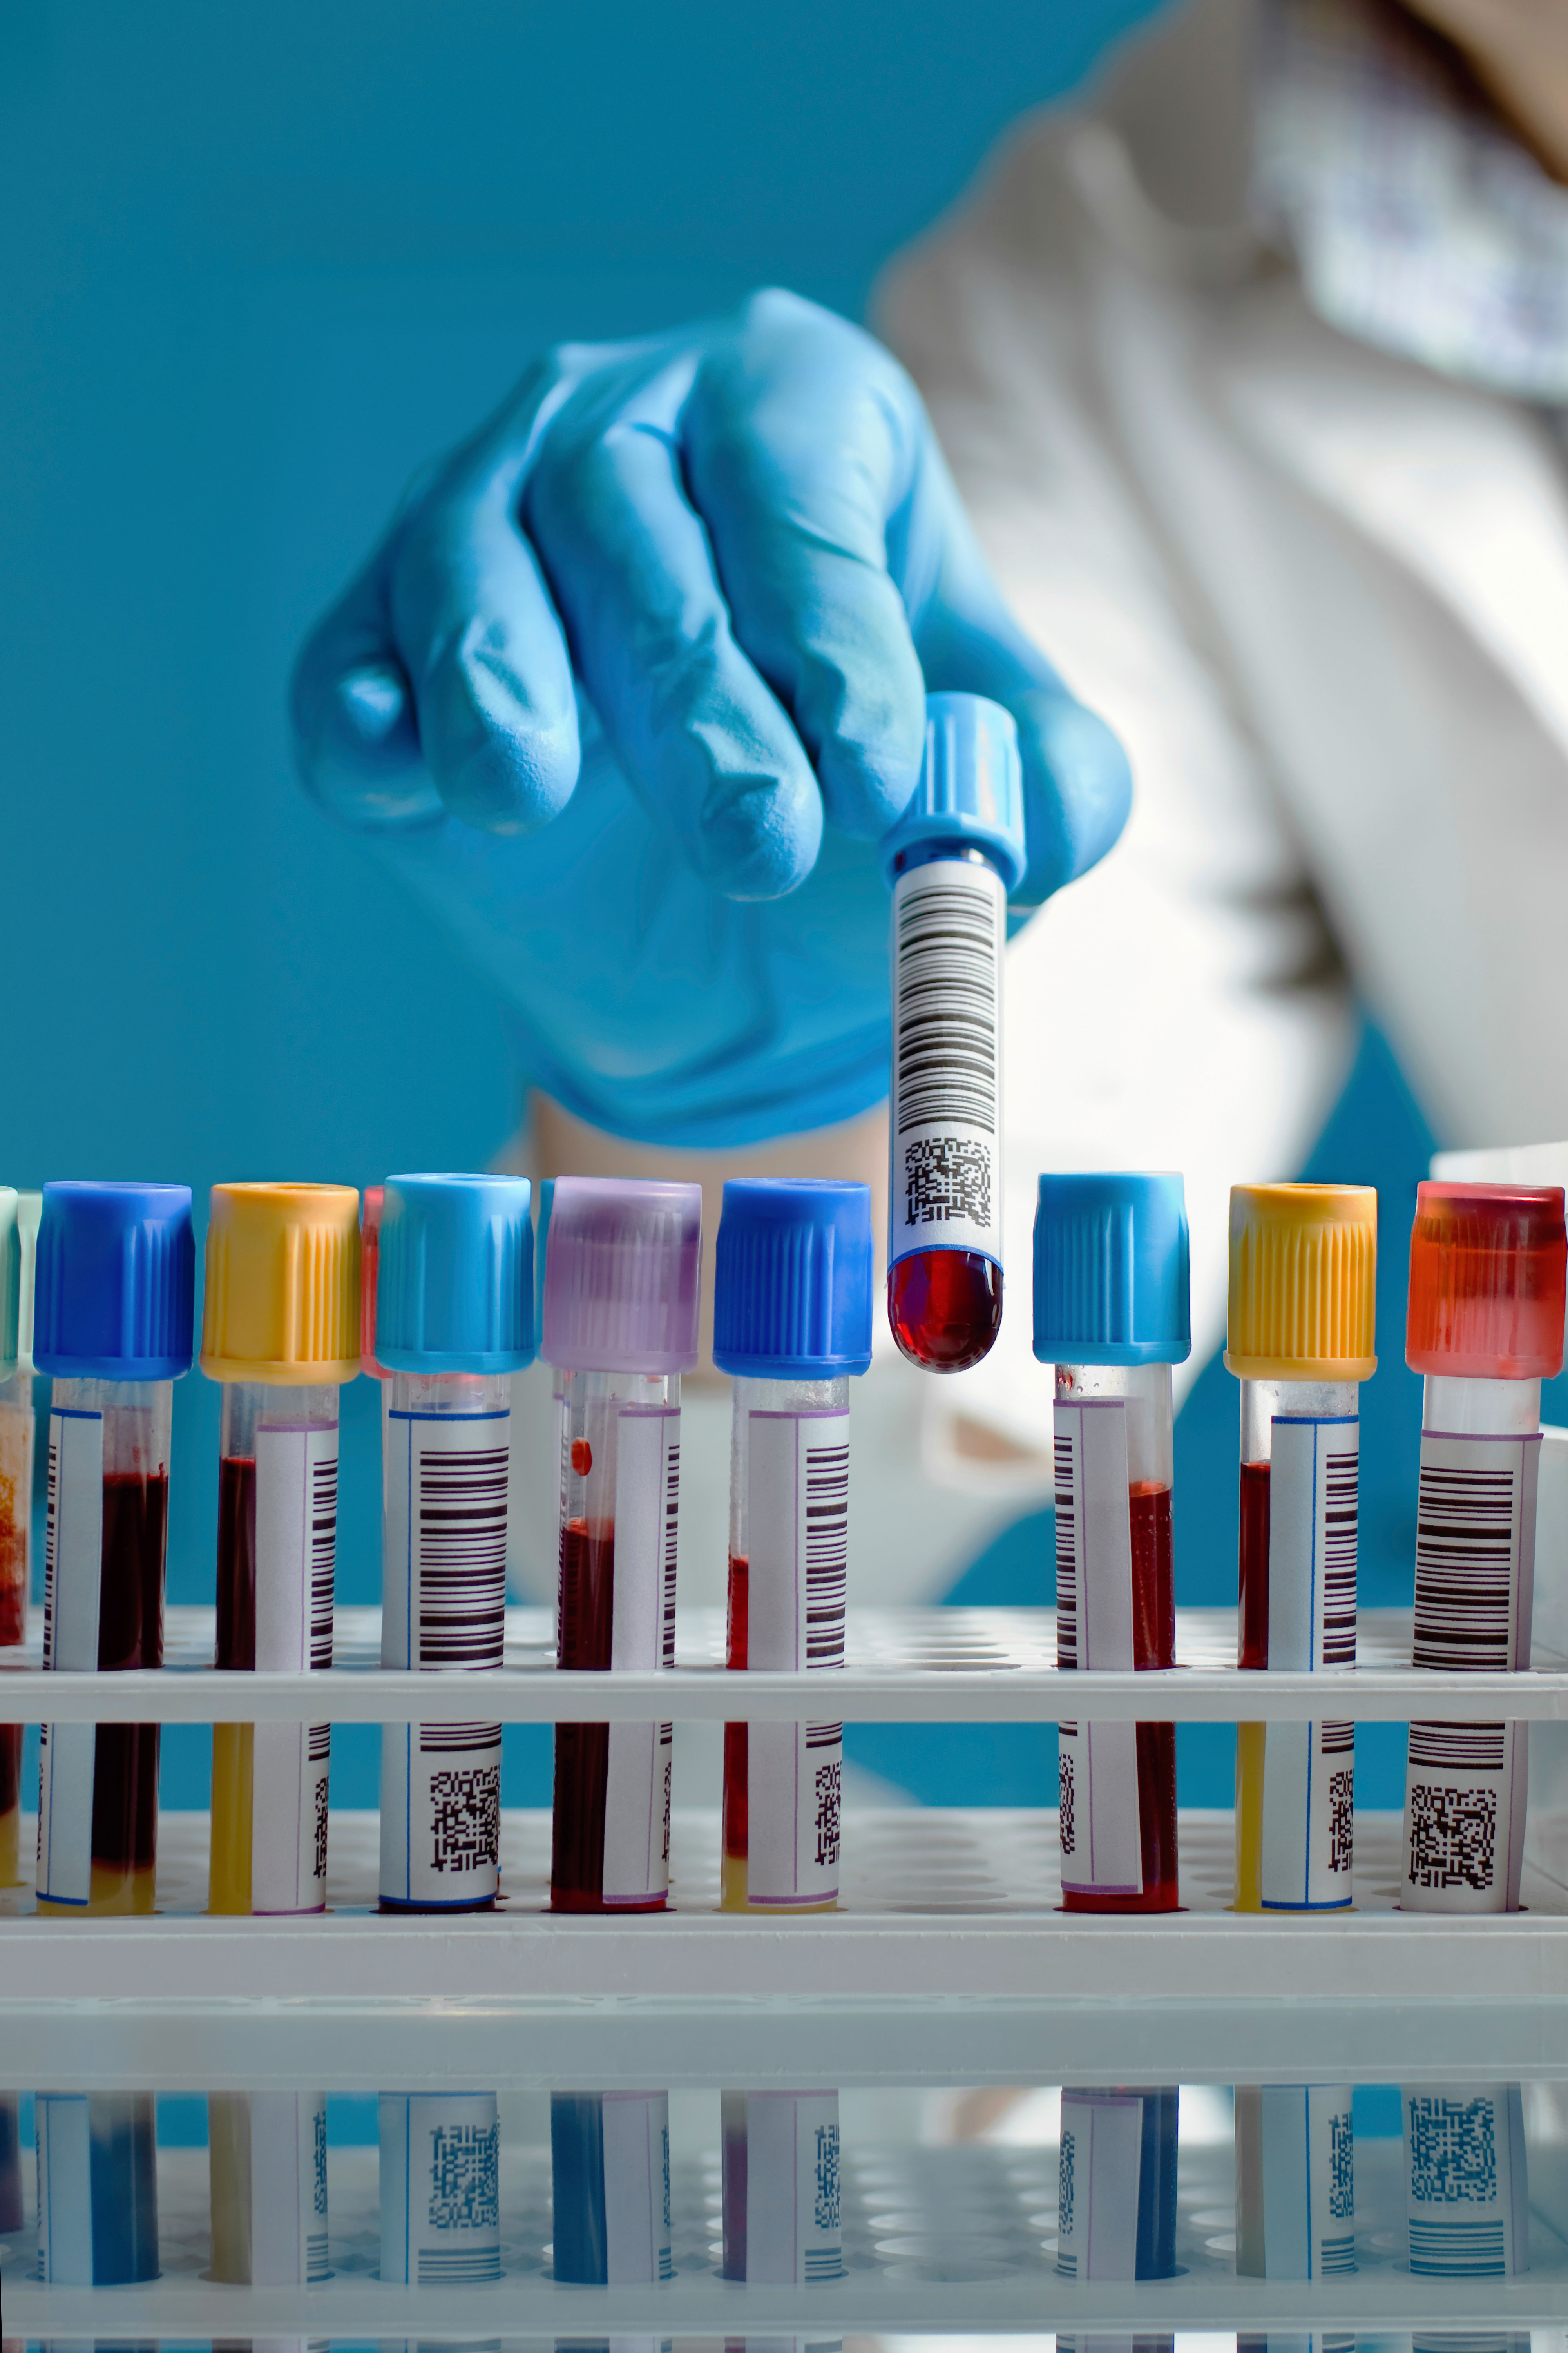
[722, 1553, 748, 1864]
[91, 1470, 168, 1880]
[215, 1456, 257, 1671]
[551, 1517, 664, 1912]
[888, 1250, 1002, 1372]
[1238, 1460, 1271, 1670]
[1062, 1481, 1179, 1916]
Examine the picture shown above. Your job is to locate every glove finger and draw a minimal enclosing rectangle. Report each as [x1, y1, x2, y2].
[683, 291, 928, 843]
[290, 555, 442, 832]
[526, 357, 823, 901]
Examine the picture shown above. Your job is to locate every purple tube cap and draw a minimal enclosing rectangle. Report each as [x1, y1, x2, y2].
[541, 1176, 703, 1374]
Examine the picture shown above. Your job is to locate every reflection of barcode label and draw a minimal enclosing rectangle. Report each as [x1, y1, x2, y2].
[551, 2090, 673, 2286]
[1237, 2083, 1355, 2280]
[1405, 2087, 1525, 2277]
[726, 2091, 842, 2283]
[889, 857, 1004, 1263]
[1055, 2089, 1172, 2282]
[379, 2094, 500, 2286]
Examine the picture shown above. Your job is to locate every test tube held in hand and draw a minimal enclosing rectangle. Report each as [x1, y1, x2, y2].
[202, 1183, 360, 1917]
[715, 1180, 873, 1913]
[882, 694, 1025, 1374]
[1034, 1173, 1190, 1912]
[33, 1182, 195, 1916]
[1227, 1183, 1377, 1913]
[0, 1189, 24, 1887]
[543, 1178, 700, 1912]
[1400, 1182, 1566, 1913]
[376, 1173, 533, 1912]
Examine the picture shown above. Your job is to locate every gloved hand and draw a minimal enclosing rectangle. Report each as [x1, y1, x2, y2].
[291, 289, 1131, 1147]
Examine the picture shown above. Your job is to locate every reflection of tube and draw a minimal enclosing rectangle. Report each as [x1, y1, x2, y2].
[0, 1189, 22, 1891]
[208, 2089, 328, 2285]
[1401, 1183, 1567, 1914]
[380, 2092, 501, 2286]
[1055, 2087, 1178, 2282]
[35, 2090, 159, 2284]
[1034, 1175, 1190, 1913]
[542, 1180, 700, 1914]
[882, 694, 1025, 1376]
[1227, 1185, 1377, 1914]
[722, 2088, 842, 2284]
[202, 1184, 360, 1917]
[1404, 2083, 1527, 2279]
[550, 2091, 671, 2285]
[715, 1182, 871, 1914]
[1235, 2084, 1354, 2279]
[34, 1182, 195, 1916]
[0, 2088, 22, 2233]
[377, 1174, 533, 1912]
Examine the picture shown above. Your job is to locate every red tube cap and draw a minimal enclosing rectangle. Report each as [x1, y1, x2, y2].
[1406, 1181, 1567, 1379]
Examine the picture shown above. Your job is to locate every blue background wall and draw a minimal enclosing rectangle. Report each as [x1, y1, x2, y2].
[3, 0, 1471, 1817]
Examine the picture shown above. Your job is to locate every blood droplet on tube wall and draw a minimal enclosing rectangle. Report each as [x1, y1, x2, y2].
[541, 1176, 701, 1914]
[881, 694, 1027, 1374]
[1226, 1182, 1376, 1915]
[1035, 1172, 1190, 1914]
[32, 1181, 195, 1918]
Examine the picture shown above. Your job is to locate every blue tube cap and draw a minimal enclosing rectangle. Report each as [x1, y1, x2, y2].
[1033, 1172, 1191, 1367]
[376, 1173, 536, 1374]
[713, 1179, 874, 1380]
[879, 692, 1027, 894]
[34, 1181, 196, 1381]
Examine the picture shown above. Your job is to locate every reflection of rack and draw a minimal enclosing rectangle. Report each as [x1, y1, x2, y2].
[5, 1600, 1568, 1720]
[5, 2125, 1568, 2338]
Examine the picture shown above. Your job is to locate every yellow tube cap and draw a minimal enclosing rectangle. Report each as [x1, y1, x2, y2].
[201, 1183, 361, 1385]
[1224, 1182, 1377, 1383]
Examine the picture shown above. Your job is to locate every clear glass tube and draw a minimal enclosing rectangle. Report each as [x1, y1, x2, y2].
[210, 1381, 340, 1917]
[1053, 1361, 1177, 1913]
[723, 1372, 849, 1914]
[379, 1368, 510, 1912]
[0, 1364, 34, 1889]
[35, 1375, 171, 1917]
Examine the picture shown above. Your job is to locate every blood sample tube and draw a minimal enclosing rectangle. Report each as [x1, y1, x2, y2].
[1227, 1183, 1377, 1914]
[1055, 2086, 1179, 2287]
[201, 1182, 360, 1917]
[376, 1172, 533, 1912]
[1403, 2082, 1527, 2279]
[35, 2090, 160, 2284]
[721, 2088, 842, 2285]
[208, 2088, 329, 2286]
[716, 1180, 872, 1914]
[1033, 1172, 1190, 1913]
[33, 1181, 195, 1916]
[1235, 2083, 1355, 2280]
[542, 1178, 700, 1914]
[0, 1189, 22, 1890]
[882, 692, 1026, 1374]
[380, 2091, 501, 2286]
[550, 2090, 672, 2284]
[1400, 1182, 1566, 1914]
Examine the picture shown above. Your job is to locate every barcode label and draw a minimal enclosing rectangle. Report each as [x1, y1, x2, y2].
[889, 857, 1005, 1265]
[379, 2094, 501, 2287]
[1405, 2087, 1526, 2277]
[36, 1410, 107, 1908]
[1053, 1399, 1142, 1896]
[1236, 2084, 1355, 2280]
[245, 1422, 340, 1915]
[212, 2090, 329, 2286]
[380, 1407, 509, 1909]
[1056, 2090, 1158, 2281]
[744, 1409, 849, 1907]
[727, 2091, 842, 2284]
[599, 1407, 679, 1907]
[1404, 1428, 1538, 1915]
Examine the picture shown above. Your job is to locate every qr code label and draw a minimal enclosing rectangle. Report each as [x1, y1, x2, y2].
[430, 1763, 500, 1875]
[1328, 1767, 1353, 1875]
[1329, 2106, 1353, 2221]
[1059, 2130, 1076, 2241]
[1408, 1781, 1497, 1891]
[427, 2118, 500, 2232]
[1409, 2096, 1497, 2204]
[1059, 1752, 1077, 1857]
[313, 1769, 330, 1885]
[814, 1758, 842, 1870]
[904, 1137, 992, 1230]
[815, 2121, 841, 2233]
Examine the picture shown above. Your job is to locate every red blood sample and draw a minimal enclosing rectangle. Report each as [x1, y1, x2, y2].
[550, 1516, 664, 1912]
[215, 1456, 257, 1671]
[1062, 1481, 1179, 1915]
[91, 1469, 167, 1881]
[0, 1724, 18, 1820]
[722, 1553, 748, 1865]
[888, 1249, 1001, 1372]
[1238, 1459, 1271, 1669]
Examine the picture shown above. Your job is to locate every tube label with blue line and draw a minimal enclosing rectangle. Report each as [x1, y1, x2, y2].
[1258, 1414, 1357, 1910]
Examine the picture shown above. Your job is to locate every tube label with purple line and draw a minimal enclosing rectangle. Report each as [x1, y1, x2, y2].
[1054, 1399, 1143, 1896]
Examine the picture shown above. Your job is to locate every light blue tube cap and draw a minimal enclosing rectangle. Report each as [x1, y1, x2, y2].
[1033, 1172, 1191, 1367]
[376, 1173, 535, 1374]
[879, 692, 1027, 893]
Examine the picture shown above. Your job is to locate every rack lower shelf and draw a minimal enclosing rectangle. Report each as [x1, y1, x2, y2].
[5, 1806, 1568, 2006]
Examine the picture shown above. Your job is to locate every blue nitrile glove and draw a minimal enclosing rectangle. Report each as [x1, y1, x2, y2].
[291, 290, 1130, 1147]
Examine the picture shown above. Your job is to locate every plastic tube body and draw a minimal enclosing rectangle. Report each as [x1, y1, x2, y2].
[722, 2088, 843, 2284]
[723, 1373, 848, 1912]
[0, 1365, 33, 1887]
[35, 1375, 171, 1916]
[551, 1366, 679, 1912]
[380, 1369, 511, 1912]
[1402, 1373, 1540, 1913]
[208, 2089, 329, 2284]
[210, 1380, 339, 1916]
[1235, 2083, 1355, 2279]
[1234, 1376, 1358, 1913]
[887, 848, 1006, 1372]
[35, 2091, 159, 2284]
[1055, 2087, 1179, 2285]
[380, 2091, 501, 2286]
[1054, 1361, 1177, 1911]
[550, 2090, 672, 2285]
